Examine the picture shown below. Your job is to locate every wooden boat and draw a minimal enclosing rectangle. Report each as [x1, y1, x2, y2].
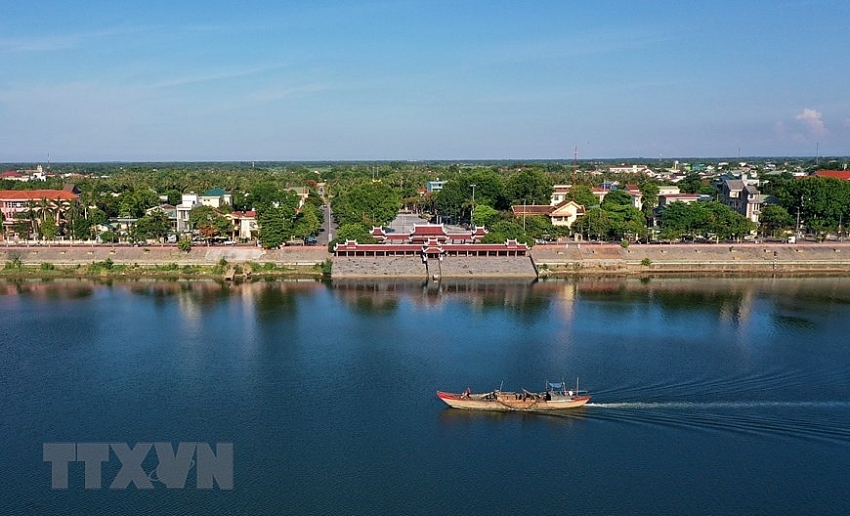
[437, 381, 590, 412]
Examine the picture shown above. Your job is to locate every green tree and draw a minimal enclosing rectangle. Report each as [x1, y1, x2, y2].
[703, 201, 755, 241]
[781, 177, 850, 235]
[657, 201, 695, 241]
[165, 189, 183, 206]
[118, 190, 159, 218]
[65, 203, 91, 240]
[574, 207, 614, 241]
[678, 173, 707, 194]
[504, 169, 553, 205]
[522, 215, 558, 241]
[758, 205, 794, 238]
[257, 205, 293, 249]
[331, 223, 377, 249]
[135, 210, 172, 242]
[178, 237, 192, 252]
[471, 204, 500, 228]
[605, 204, 647, 241]
[12, 219, 33, 240]
[188, 206, 231, 244]
[600, 188, 634, 209]
[639, 182, 660, 217]
[434, 169, 506, 222]
[480, 220, 531, 244]
[291, 204, 321, 240]
[567, 184, 597, 208]
[659, 201, 754, 242]
[40, 215, 58, 241]
[332, 182, 400, 227]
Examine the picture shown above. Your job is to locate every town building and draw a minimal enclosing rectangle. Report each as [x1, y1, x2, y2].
[813, 170, 850, 181]
[176, 193, 200, 233]
[199, 188, 233, 208]
[0, 189, 80, 238]
[426, 181, 446, 193]
[144, 204, 179, 233]
[608, 164, 653, 175]
[719, 178, 763, 223]
[228, 211, 258, 241]
[335, 224, 529, 262]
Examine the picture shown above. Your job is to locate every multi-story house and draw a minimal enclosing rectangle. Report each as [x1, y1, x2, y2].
[175, 193, 200, 233]
[227, 210, 258, 241]
[719, 178, 763, 223]
[199, 188, 233, 208]
[0, 189, 79, 238]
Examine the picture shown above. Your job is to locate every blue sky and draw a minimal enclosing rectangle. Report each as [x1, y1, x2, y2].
[2, 0, 849, 162]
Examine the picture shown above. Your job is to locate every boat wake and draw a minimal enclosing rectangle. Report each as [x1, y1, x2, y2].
[588, 400, 850, 410]
[558, 399, 850, 445]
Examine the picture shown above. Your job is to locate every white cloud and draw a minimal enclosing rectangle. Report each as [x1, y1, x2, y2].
[795, 108, 828, 137]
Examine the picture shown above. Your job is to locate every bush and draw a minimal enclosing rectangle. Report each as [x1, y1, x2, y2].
[87, 258, 115, 273]
[4, 254, 22, 270]
[40, 262, 55, 271]
[177, 238, 192, 252]
[641, 258, 652, 266]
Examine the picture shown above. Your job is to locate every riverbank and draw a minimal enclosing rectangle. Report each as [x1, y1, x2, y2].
[531, 241, 850, 276]
[0, 245, 329, 279]
[3, 242, 850, 280]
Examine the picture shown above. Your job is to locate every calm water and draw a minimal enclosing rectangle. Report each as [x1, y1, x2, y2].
[1, 276, 849, 515]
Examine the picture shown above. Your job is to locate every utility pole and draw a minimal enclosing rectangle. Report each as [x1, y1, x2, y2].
[470, 184, 476, 227]
[796, 195, 802, 238]
[523, 198, 527, 231]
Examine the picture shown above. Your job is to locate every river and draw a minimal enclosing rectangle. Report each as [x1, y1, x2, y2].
[1, 277, 848, 515]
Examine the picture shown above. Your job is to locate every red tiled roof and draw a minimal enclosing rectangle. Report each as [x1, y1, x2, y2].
[662, 193, 699, 199]
[0, 189, 78, 200]
[334, 240, 530, 254]
[511, 205, 553, 216]
[814, 170, 850, 180]
[410, 224, 448, 236]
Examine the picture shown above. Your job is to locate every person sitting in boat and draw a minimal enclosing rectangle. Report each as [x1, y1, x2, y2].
[463, 387, 472, 398]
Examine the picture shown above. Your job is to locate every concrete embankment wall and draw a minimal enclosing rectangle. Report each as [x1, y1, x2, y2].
[0, 245, 329, 268]
[6, 242, 850, 278]
[530, 242, 850, 275]
[331, 255, 538, 279]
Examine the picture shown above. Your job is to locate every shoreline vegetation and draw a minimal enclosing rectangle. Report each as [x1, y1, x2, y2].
[3, 241, 850, 280]
[0, 245, 329, 281]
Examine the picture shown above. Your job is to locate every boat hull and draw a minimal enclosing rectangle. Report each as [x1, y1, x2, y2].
[437, 391, 590, 412]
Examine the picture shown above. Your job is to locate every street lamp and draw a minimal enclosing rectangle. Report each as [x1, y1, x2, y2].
[469, 184, 476, 227]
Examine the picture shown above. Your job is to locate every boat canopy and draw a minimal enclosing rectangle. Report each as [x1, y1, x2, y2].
[547, 382, 565, 390]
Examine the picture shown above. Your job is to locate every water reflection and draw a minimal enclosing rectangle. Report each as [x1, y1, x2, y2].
[331, 278, 547, 315]
[3, 275, 850, 515]
[0, 278, 95, 299]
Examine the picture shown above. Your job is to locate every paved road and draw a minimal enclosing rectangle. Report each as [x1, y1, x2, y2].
[386, 212, 467, 235]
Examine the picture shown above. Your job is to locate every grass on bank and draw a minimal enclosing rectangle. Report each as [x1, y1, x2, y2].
[1, 258, 324, 279]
